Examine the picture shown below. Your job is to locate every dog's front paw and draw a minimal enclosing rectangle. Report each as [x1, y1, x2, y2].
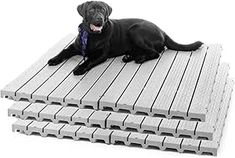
[73, 65, 87, 75]
[122, 55, 134, 63]
[48, 57, 62, 66]
[134, 55, 146, 64]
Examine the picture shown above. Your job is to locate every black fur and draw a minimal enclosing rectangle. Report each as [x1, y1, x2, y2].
[48, 1, 203, 75]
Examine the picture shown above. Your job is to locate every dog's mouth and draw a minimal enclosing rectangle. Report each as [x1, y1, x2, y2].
[90, 24, 103, 33]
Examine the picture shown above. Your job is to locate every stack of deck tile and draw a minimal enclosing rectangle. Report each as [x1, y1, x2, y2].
[1, 34, 233, 156]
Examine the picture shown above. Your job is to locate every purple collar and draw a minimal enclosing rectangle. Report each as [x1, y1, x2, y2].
[78, 25, 89, 60]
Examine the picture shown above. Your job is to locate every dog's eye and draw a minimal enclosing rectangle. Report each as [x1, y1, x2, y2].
[101, 8, 105, 13]
[89, 9, 95, 13]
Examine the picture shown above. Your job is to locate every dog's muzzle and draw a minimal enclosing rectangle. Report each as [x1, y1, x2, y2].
[90, 24, 103, 32]
[89, 14, 105, 33]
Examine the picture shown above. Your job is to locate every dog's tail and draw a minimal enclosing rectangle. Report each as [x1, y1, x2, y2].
[164, 34, 203, 51]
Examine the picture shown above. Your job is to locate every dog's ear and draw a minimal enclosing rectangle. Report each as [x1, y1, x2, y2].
[102, 2, 112, 17]
[77, 1, 92, 17]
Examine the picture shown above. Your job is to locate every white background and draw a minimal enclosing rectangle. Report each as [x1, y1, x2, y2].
[0, 0, 234, 157]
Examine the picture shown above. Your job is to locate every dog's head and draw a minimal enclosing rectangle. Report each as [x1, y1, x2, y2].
[77, 1, 112, 34]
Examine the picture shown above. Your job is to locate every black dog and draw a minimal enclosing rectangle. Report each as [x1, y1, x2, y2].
[48, 1, 203, 75]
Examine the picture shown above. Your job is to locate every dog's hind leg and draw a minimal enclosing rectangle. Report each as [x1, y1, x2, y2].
[128, 23, 164, 63]
[129, 38, 161, 64]
[134, 53, 160, 64]
[131, 44, 161, 64]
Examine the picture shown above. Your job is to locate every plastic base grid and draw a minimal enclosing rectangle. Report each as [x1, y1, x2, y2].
[8, 63, 231, 141]
[11, 78, 234, 156]
[0, 34, 222, 121]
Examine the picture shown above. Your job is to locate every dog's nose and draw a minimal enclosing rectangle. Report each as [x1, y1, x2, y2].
[96, 17, 102, 21]
[94, 17, 103, 24]
[94, 18, 103, 26]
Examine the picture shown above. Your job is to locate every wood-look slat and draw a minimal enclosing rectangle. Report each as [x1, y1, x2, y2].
[23, 103, 47, 119]
[133, 50, 177, 114]
[64, 58, 115, 107]
[199, 79, 234, 155]
[205, 63, 229, 125]
[176, 120, 197, 138]
[49, 58, 114, 105]
[81, 57, 125, 109]
[48, 72, 85, 105]
[213, 79, 234, 143]
[159, 119, 179, 135]
[15, 59, 67, 101]
[187, 45, 222, 121]
[31, 56, 83, 102]
[99, 61, 141, 110]
[150, 51, 192, 117]
[1, 34, 76, 99]
[195, 64, 229, 138]
[163, 137, 183, 151]
[115, 57, 160, 112]
[8, 102, 31, 117]
[181, 139, 201, 152]
[169, 46, 207, 119]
